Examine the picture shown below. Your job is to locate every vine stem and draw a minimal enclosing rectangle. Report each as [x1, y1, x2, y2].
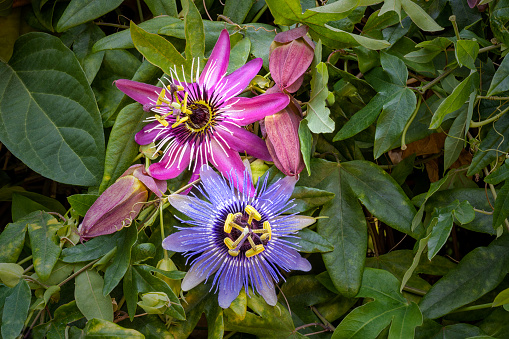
[477, 95, 509, 101]
[450, 302, 494, 313]
[160, 200, 169, 261]
[418, 67, 455, 95]
[18, 256, 32, 266]
[470, 105, 509, 128]
[251, 4, 268, 23]
[401, 95, 422, 150]
[58, 258, 100, 287]
[473, 208, 493, 215]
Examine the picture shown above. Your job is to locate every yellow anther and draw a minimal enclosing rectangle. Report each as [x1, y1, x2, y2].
[171, 116, 189, 128]
[245, 205, 261, 225]
[261, 221, 272, 240]
[247, 236, 256, 248]
[246, 244, 265, 258]
[156, 89, 171, 106]
[224, 238, 236, 250]
[176, 85, 185, 91]
[155, 115, 169, 127]
[228, 249, 240, 256]
[224, 214, 235, 233]
[181, 92, 191, 115]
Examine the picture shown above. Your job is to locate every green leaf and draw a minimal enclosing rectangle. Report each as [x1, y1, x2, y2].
[484, 160, 509, 185]
[444, 105, 469, 170]
[455, 39, 479, 70]
[374, 87, 417, 158]
[11, 192, 64, 222]
[56, 0, 123, 32]
[0, 263, 24, 287]
[493, 287, 509, 307]
[468, 112, 509, 176]
[75, 268, 114, 322]
[1, 279, 31, 339]
[130, 21, 186, 75]
[404, 49, 441, 64]
[181, 0, 204, 60]
[103, 226, 138, 295]
[99, 103, 151, 192]
[428, 208, 454, 260]
[298, 159, 367, 297]
[381, 52, 408, 87]
[419, 235, 509, 319]
[227, 38, 251, 74]
[289, 186, 335, 213]
[0, 219, 27, 263]
[306, 47, 334, 133]
[453, 200, 475, 224]
[400, 0, 443, 31]
[61, 232, 121, 263]
[83, 318, 144, 338]
[487, 55, 509, 96]
[429, 73, 477, 129]
[143, 0, 177, 17]
[400, 233, 432, 292]
[332, 268, 423, 339]
[341, 161, 423, 238]
[67, 194, 99, 217]
[224, 0, 255, 23]
[285, 228, 334, 253]
[93, 16, 180, 52]
[27, 211, 62, 281]
[493, 181, 509, 229]
[0, 33, 105, 186]
[322, 24, 391, 50]
[298, 119, 313, 176]
[44, 301, 84, 339]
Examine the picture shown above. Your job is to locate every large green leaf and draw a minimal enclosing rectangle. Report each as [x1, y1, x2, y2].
[75, 267, 114, 322]
[83, 318, 144, 338]
[419, 235, 509, 319]
[56, 0, 123, 32]
[103, 226, 137, 295]
[0, 219, 27, 263]
[455, 39, 479, 70]
[299, 159, 367, 297]
[181, 0, 204, 60]
[224, 0, 255, 23]
[493, 181, 509, 229]
[0, 33, 105, 186]
[61, 232, 121, 263]
[487, 54, 509, 96]
[43, 301, 84, 339]
[341, 161, 423, 238]
[27, 211, 62, 281]
[1, 279, 31, 339]
[333, 268, 423, 339]
[400, 0, 443, 31]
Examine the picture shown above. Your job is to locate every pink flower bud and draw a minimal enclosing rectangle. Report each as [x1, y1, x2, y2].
[79, 165, 167, 240]
[264, 94, 304, 177]
[269, 26, 315, 93]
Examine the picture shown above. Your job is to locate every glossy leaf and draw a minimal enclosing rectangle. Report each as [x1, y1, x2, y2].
[299, 159, 367, 297]
[0, 219, 27, 263]
[0, 33, 105, 186]
[493, 181, 509, 229]
[285, 228, 334, 253]
[289, 186, 335, 213]
[143, 0, 177, 17]
[56, 0, 123, 32]
[181, 0, 204, 60]
[1, 279, 31, 339]
[487, 54, 509, 96]
[444, 105, 469, 170]
[61, 232, 121, 263]
[224, 0, 255, 24]
[484, 160, 509, 185]
[333, 268, 423, 339]
[75, 268, 114, 322]
[67, 194, 99, 216]
[83, 318, 144, 338]
[401, 0, 443, 31]
[44, 301, 84, 339]
[27, 211, 62, 281]
[298, 119, 313, 176]
[455, 39, 479, 70]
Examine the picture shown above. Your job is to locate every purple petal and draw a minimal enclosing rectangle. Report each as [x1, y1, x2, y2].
[181, 254, 225, 291]
[215, 58, 263, 99]
[217, 126, 272, 161]
[209, 139, 255, 195]
[256, 266, 277, 306]
[291, 215, 316, 230]
[167, 194, 212, 217]
[224, 93, 290, 125]
[259, 175, 297, 203]
[270, 40, 314, 92]
[217, 261, 243, 308]
[281, 247, 312, 272]
[274, 25, 309, 43]
[115, 79, 161, 109]
[148, 145, 191, 180]
[135, 122, 171, 145]
[162, 230, 203, 252]
[199, 29, 230, 88]
[129, 165, 167, 197]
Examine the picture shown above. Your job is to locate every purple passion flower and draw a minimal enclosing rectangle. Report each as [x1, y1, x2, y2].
[115, 29, 289, 189]
[162, 166, 315, 308]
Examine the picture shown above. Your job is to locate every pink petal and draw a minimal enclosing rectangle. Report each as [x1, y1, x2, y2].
[269, 40, 314, 92]
[115, 79, 161, 110]
[215, 58, 263, 99]
[217, 126, 272, 161]
[274, 25, 309, 43]
[225, 93, 290, 125]
[148, 144, 192, 180]
[199, 29, 230, 88]
[123, 165, 167, 197]
[209, 139, 254, 195]
[135, 122, 170, 145]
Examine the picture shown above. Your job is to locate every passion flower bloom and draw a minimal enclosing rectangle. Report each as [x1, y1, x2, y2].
[79, 165, 167, 240]
[115, 29, 289, 187]
[162, 166, 315, 308]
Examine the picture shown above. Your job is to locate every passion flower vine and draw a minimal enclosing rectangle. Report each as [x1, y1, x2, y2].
[162, 165, 315, 308]
[115, 30, 289, 188]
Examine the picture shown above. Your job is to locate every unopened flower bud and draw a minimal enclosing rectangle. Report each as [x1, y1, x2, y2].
[137, 292, 170, 314]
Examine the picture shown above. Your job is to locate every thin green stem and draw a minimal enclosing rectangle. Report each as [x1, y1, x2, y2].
[310, 306, 336, 331]
[172, 178, 201, 195]
[403, 286, 427, 296]
[17, 255, 32, 266]
[136, 0, 144, 22]
[224, 331, 238, 339]
[473, 208, 493, 215]
[160, 200, 169, 261]
[470, 105, 509, 128]
[450, 15, 461, 40]
[58, 259, 100, 287]
[401, 95, 422, 150]
[132, 153, 144, 164]
[479, 43, 503, 53]
[450, 302, 493, 313]
[23, 264, 34, 274]
[419, 67, 456, 94]
[94, 22, 129, 29]
[251, 3, 268, 23]
[23, 275, 49, 289]
[477, 95, 509, 101]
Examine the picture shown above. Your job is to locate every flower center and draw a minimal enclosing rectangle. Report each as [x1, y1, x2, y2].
[223, 205, 272, 257]
[185, 101, 213, 132]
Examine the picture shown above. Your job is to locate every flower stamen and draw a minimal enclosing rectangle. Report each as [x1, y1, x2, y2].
[245, 205, 261, 225]
[246, 235, 265, 257]
[224, 213, 243, 233]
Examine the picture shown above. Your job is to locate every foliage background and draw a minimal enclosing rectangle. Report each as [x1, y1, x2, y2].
[1, 0, 509, 338]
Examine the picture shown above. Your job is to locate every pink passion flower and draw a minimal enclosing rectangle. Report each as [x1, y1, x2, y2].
[115, 29, 290, 189]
